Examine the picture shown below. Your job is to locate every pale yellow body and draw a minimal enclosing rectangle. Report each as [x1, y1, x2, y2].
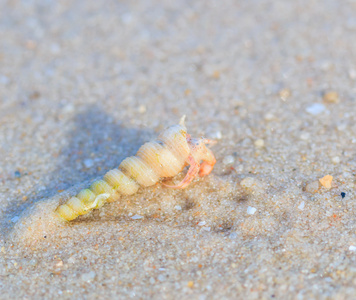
[55, 124, 190, 221]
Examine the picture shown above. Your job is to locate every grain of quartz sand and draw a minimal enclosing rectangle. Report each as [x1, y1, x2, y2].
[1, 0, 356, 299]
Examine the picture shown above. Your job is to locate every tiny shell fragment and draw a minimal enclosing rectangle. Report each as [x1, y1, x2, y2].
[254, 139, 265, 148]
[319, 175, 333, 189]
[279, 88, 291, 100]
[323, 91, 339, 103]
[305, 181, 320, 194]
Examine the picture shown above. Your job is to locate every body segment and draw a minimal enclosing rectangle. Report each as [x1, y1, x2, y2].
[55, 117, 216, 221]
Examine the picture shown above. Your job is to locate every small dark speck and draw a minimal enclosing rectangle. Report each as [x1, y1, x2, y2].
[14, 170, 21, 178]
[341, 192, 346, 199]
[44, 236, 47, 239]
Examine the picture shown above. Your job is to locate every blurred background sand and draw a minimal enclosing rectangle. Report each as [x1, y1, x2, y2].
[1, 0, 356, 298]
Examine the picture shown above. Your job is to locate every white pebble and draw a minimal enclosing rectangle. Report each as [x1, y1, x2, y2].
[247, 206, 257, 215]
[306, 103, 325, 115]
[67, 256, 76, 264]
[83, 159, 94, 168]
[223, 155, 235, 165]
[298, 201, 305, 210]
[300, 132, 310, 141]
[174, 205, 182, 211]
[157, 274, 165, 282]
[349, 246, 356, 251]
[240, 177, 256, 188]
[202, 227, 211, 232]
[254, 139, 264, 148]
[264, 113, 275, 121]
[131, 214, 143, 220]
[63, 103, 75, 113]
[55, 260, 64, 268]
[332, 156, 340, 164]
[81, 271, 96, 282]
[349, 69, 356, 80]
[228, 232, 238, 239]
[213, 131, 222, 140]
[11, 216, 19, 223]
[29, 259, 38, 266]
[337, 123, 347, 131]
[138, 105, 146, 114]
[197, 221, 206, 226]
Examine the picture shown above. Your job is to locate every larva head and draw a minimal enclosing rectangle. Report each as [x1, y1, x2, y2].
[187, 137, 217, 173]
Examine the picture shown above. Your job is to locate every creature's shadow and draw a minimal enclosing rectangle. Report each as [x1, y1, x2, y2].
[1, 105, 153, 234]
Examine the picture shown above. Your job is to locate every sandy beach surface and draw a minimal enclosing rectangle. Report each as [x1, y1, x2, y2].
[1, 0, 356, 299]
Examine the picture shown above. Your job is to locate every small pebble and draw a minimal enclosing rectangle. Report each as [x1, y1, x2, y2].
[320, 61, 332, 71]
[187, 281, 194, 288]
[213, 131, 222, 140]
[81, 271, 96, 282]
[55, 260, 64, 268]
[14, 170, 21, 178]
[138, 105, 146, 114]
[29, 259, 38, 266]
[337, 123, 347, 131]
[197, 221, 206, 226]
[157, 274, 165, 282]
[223, 155, 235, 165]
[131, 214, 143, 220]
[298, 201, 305, 210]
[341, 192, 346, 199]
[174, 205, 182, 211]
[319, 175, 333, 189]
[300, 132, 310, 141]
[247, 206, 257, 215]
[349, 246, 356, 251]
[11, 216, 19, 223]
[305, 181, 320, 194]
[332, 156, 340, 164]
[83, 159, 94, 168]
[264, 113, 275, 121]
[323, 91, 339, 103]
[349, 69, 356, 80]
[63, 104, 75, 113]
[279, 88, 291, 100]
[240, 177, 257, 189]
[306, 103, 325, 115]
[228, 232, 238, 239]
[254, 139, 265, 148]
[67, 256, 76, 264]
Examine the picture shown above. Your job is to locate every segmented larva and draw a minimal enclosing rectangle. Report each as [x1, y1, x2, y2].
[55, 116, 217, 221]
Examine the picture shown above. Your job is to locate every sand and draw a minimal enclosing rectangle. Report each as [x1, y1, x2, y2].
[1, 0, 356, 299]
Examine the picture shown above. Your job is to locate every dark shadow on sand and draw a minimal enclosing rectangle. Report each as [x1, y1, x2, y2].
[1, 105, 153, 234]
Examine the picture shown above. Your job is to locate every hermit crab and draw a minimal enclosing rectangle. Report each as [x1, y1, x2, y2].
[55, 116, 216, 221]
